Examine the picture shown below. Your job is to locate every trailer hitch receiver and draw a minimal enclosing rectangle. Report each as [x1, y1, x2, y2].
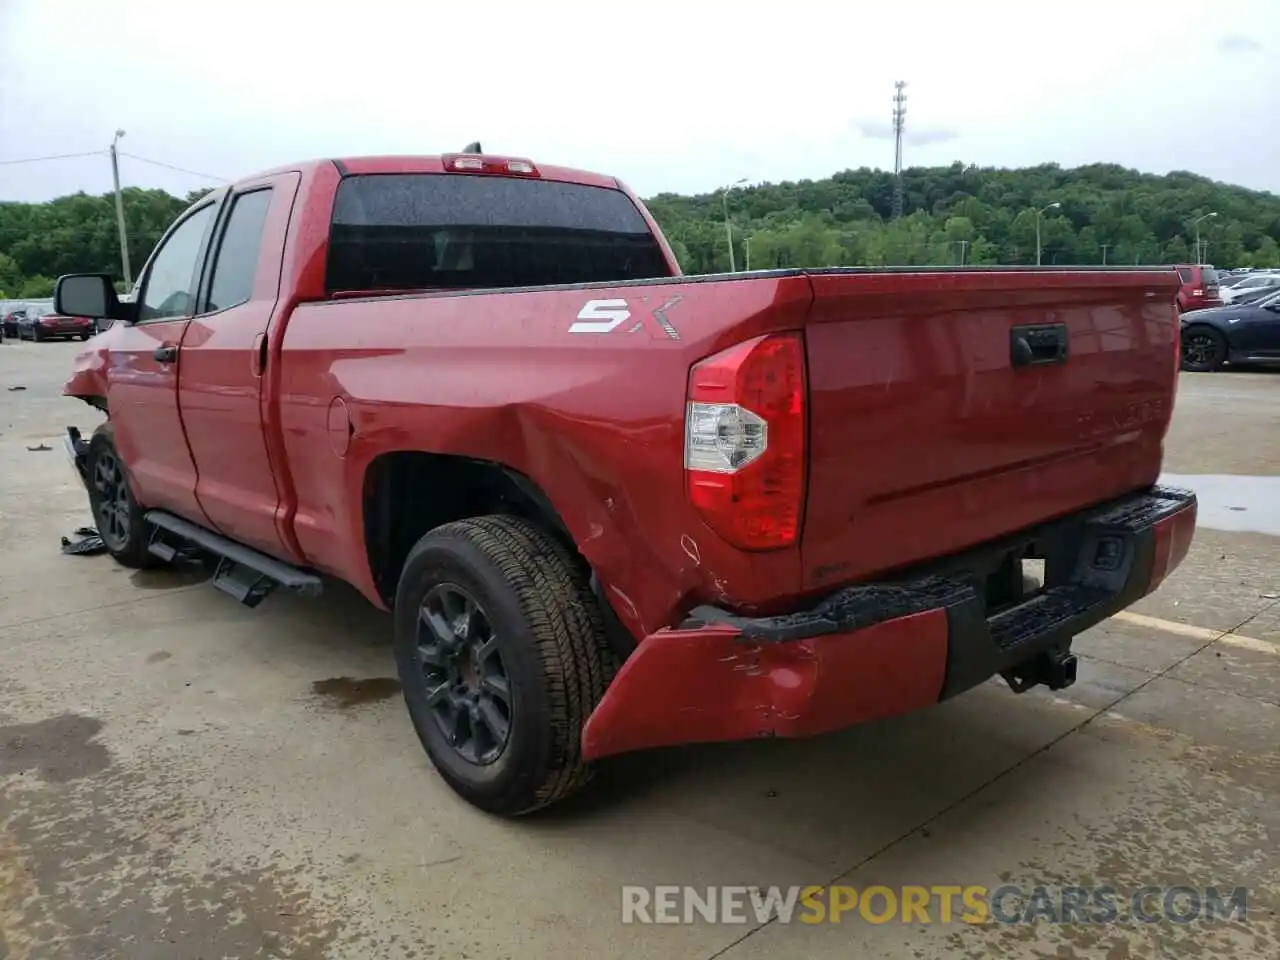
[1001, 648, 1079, 694]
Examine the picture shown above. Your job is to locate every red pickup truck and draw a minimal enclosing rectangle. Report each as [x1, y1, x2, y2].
[54, 151, 1197, 816]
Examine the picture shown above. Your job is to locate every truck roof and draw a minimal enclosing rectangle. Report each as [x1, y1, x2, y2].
[235, 155, 622, 191]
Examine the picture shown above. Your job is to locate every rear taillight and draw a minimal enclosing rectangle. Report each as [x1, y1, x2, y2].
[684, 333, 806, 550]
[1191, 288, 1204, 297]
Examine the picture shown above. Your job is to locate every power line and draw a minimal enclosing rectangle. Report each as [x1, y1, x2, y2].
[0, 150, 106, 166]
[119, 152, 229, 182]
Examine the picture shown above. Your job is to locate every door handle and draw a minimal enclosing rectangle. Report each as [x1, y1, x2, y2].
[250, 332, 266, 377]
[153, 344, 179, 364]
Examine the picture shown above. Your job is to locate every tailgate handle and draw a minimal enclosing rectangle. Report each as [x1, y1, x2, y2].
[1011, 324, 1068, 368]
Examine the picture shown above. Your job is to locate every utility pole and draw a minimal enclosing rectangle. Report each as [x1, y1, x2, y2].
[110, 130, 132, 287]
[1192, 212, 1217, 265]
[721, 178, 746, 272]
[1035, 201, 1060, 266]
[891, 81, 907, 220]
[955, 240, 969, 265]
[1101, 243, 1111, 265]
[744, 235, 752, 271]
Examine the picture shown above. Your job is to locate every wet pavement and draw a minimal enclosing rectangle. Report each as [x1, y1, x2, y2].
[1159, 473, 1280, 538]
[1, 344, 1277, 960]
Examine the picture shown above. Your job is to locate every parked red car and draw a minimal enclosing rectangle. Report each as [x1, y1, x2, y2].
[53, 151, 1197, 816]
[1174, 264, 1222, 312]
[18, 310, 94, 341]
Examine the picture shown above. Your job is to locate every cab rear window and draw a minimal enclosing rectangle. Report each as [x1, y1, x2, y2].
[325, 173, 673, 294]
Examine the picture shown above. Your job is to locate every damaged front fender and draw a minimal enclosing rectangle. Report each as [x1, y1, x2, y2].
[64, 342, 110, 412]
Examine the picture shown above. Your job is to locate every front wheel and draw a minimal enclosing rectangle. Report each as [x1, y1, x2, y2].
[1181, 325, 1227, 372]
[393, 516, 617, 816]
[86, 426, 155, 568]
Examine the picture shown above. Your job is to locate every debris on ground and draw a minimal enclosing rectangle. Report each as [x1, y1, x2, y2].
[7, 385, 26, 391]
[26, 442, 51, 451]
[61, 526, 106, 556]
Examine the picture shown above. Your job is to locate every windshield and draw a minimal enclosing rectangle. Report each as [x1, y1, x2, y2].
[326, 173, 672, 294]
[1200, 266, 1219, 286]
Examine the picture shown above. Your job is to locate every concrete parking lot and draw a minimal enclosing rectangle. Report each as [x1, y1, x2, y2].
[2, 339, 1277, 960]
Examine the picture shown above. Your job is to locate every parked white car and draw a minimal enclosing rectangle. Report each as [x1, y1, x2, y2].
[1221, 272, 1280, 303]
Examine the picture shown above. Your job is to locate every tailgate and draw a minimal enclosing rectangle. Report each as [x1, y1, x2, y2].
[799, 268, 1181, 587]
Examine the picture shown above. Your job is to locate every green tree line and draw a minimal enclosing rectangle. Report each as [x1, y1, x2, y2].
[0, 187, 209, 299]
[651, 162, 1280, 274]
[3, 162, 1278, 299]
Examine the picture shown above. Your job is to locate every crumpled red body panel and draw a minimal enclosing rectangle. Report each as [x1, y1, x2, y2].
[63, 340, 111, 401]
[581, 608, 949, 761]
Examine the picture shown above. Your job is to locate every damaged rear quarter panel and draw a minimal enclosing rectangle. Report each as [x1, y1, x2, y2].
[275, 275, 813, 638]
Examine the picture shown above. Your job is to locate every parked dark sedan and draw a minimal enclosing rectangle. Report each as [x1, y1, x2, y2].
[1180, 290, 1280, 372]
[2, 308, 28, 339]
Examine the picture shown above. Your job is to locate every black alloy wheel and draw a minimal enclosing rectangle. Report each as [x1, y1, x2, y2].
[92, 442, 133, 552]
[85, 426, 154, 568]
[416, 583, 513, 765]
[1181, 326, 1226, 372]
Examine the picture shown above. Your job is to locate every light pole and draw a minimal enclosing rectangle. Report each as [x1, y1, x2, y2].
[721, 178, 746, 272]
[1035, 201, 1060, 266]
[1192, 212, 1217, 265]
[110, 130, 132, 287]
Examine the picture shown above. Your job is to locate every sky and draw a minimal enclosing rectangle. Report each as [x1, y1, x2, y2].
[1, 0, 1278, 204]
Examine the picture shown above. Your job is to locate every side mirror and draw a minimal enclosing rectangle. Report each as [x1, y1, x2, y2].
[54, 274, 120, 321]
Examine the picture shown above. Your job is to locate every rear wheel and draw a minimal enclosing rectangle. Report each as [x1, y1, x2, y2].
[86, 426, 155, 568]
[1181, 325, 1227, 372]
[393, 516, 617, 815]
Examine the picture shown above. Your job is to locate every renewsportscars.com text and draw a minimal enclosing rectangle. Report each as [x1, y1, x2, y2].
[620, 884, 1250, 925]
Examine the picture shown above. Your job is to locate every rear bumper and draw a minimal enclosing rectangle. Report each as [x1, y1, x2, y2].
[581, 485, 1197, 761]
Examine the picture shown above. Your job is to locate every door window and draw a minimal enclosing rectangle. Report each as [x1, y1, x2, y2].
[139, 204, 216, 322]
[206, 189, 273, 313]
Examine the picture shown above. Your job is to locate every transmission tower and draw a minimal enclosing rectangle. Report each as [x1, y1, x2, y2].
[891, 81, 907, 219]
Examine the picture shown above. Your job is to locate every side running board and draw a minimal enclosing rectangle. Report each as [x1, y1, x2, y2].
[145, 510, 323, 608]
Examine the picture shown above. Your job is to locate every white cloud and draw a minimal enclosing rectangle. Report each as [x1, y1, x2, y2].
[1217, 33, 1264, 54]
[854, 121, 959, 147]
